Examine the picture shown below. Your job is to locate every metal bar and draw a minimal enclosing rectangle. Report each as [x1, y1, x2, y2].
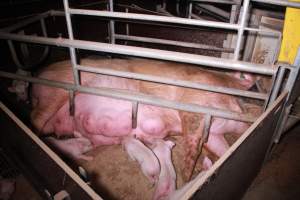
[132, 102, 138, 129]
[273, 48, 300, 142]
[63, 0, 80, 86]
[7, 40, 23, 68]
[189, 0, 238, 4]
[0, 32, 276, 75]
[39, 18, 50, 63]
[233, 0, 250, 60]
[49, 9, 280, 36]
[108, 0, 115, 44]
[69, 90, 75, 116]
[244, 27, 281, 36]
[76, 64, 267, 100]
[195, 4, 230, 19]
[125, 8, 129, 36]
[252, 0, 300, 8]
[268, 66, 286, 105]
[68, 8, 239, 30]
[50, 10, 66, 17]
[0, 11, 51, 32]
[0, 71, 257, 123]
[114, 34, 234, 52]
[193, 114, 212, 178]
[188, 3, 193, 19]
[203, 114, 212, 143]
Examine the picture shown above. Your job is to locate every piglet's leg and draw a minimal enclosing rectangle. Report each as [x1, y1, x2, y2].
[152, 139, 176, 200]
[179, 112, 205, 182]
[205, 134, 229, 157]
[46, 137, 93, 161]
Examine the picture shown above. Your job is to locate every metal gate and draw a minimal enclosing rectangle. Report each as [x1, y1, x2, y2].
[0, 0, 299, 199]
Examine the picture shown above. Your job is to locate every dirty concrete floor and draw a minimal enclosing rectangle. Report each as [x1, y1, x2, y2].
[242, 123, 300, 200]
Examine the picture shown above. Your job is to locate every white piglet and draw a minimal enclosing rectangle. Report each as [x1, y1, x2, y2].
[122, 136, 160, 184]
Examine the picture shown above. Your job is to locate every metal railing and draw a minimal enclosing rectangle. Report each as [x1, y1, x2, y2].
[0, 0, 298, 118]
[0, 0, 299, 157]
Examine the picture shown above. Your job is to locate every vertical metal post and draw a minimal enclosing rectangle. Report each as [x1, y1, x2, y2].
[63, 0, 80, 86]
[69, 90, 75, 116]
[40, 18, 48, 37]
[7, 40, 23, 68]
[63, 0, 79, 118]
[192, 114, 212, 176]
[272, 48, 300, 143]
[233, 0, 250, 60]
[188, 2, 193, 19]
[108, 0, 115, 44]
[265, 66, 286, 109]
[125, 8, 129, 45]
[132, 102, 138, 129]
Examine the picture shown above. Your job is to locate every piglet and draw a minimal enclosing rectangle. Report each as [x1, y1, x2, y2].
[8, 69, 30, 102]
[46, 136, 93, 161]
[152, 139, 176, 200]
[122, 136, 160, 184]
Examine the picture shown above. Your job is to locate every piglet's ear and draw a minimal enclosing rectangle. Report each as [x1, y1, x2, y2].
[165, 140, 175, 148]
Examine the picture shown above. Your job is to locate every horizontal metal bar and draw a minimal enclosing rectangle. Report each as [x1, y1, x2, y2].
[194, 4, 230, 19]
[68, 8, 239, 30]
[252, 0, 300, 8]
[50, 10, 66, 17]
[49, 9, 280, 36]
[0, 11, 51, 32]
[244, 27, 281, 36]
[189, 0, 238, 4]
[0, 70, 256, 123]
[0, 32, 276, 75]
[76, 64, 267, 100]
[115, 34, 234, 52]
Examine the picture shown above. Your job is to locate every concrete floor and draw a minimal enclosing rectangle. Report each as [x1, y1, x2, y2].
[242, 123, 300, 200]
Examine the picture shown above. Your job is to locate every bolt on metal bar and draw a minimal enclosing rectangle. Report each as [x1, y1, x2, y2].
[108, 0, 115, 44]
[68, 8, 239, 30]
[76, 64, 267, 100]
[233, 0, 250, 60]
[0, 70, 257, 123]
[252, 0, 300, 8]
[0, 32, 276, 75]
[114, 34, 234, 52]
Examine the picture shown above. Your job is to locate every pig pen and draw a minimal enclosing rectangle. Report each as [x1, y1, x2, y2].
[1, 1, 300, 200]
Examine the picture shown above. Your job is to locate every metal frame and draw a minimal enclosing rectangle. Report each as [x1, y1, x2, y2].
[0, 0, 299, 140]
[0, 1, 300, 199]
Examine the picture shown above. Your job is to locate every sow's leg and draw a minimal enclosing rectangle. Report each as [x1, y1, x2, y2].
[179, 111, 205, 182]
